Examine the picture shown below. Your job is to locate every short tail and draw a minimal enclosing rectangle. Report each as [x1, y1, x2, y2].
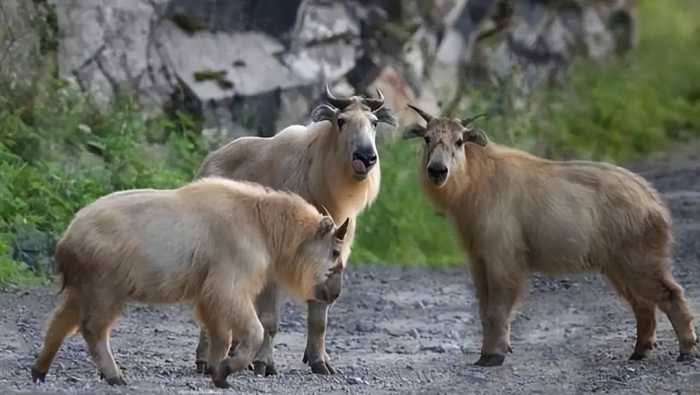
[53, 242, 75, 295]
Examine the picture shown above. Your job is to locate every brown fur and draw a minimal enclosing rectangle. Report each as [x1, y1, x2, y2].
[405, 113, 697, 364]
[31, 178, 344, 387]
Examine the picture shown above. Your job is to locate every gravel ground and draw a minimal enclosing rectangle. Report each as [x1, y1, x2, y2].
[1, 152, 700, 395]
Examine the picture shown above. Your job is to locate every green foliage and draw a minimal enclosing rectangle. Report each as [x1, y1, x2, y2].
[0, 81, 207, 285]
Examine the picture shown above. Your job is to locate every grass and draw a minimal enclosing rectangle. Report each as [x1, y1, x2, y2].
[1, 0, 699, 282]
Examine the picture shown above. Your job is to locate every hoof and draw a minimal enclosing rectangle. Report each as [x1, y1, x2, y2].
[253, 361, 278, 377]
[474, 354, 506, 367]
[677, 352, 696, 363]
[195, 361, 210, 374]
[211, 363, 231, 389]
[212, 378, 231, 389]
[105, 376, 127, 386]
[31, 367, 46, 383]
[629, 352, 647, 361]
[309, 360, 336, 375]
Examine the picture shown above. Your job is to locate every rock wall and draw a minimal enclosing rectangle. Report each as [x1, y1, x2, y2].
[37, 0, 635, 142]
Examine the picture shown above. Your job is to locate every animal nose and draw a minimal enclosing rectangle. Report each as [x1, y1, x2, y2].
[353, 150, 377, 168]
[428, 163, 448, 178]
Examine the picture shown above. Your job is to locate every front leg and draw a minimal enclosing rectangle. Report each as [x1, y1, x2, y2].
[252, 282, 280, 376]
[303, 300, 335, 374]
[471, 256, 524, 366]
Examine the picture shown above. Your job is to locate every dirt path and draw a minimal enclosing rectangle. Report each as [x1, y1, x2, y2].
[2, 153, 700, 394]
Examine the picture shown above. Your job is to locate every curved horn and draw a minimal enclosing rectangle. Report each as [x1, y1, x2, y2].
[461, 113, 487, 126]
[362, 88, 385, 111]
[324, 84, 353, 109]
[407, 103, 433, 123]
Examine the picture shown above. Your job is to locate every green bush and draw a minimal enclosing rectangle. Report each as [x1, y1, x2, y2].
[0, 82, 207, 285]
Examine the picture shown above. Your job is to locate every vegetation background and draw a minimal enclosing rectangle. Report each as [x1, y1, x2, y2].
[1, 0, 699, 284]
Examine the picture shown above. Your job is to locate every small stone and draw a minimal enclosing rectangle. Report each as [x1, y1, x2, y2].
[347, 376, 367, 385]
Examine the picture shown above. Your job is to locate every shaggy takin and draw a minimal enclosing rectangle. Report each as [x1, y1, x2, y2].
[31, 178, 349, 389]
[403, 104, 697, 366]
[194, 86, 395, 375]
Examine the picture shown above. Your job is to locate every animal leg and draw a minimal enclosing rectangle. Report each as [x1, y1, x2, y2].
[654, 273, 697, 360]
[31, 290, 81, 382]
[474, 258, 523, 367]
[80, 297, 125, 385]
[605, 271, 659, 360]
[195, 329, 210, 373]
[629, 299, 657, 360]
[303, 300, 335, 374]
[252, 282, 280, 376]
[211, 300, 263, 389]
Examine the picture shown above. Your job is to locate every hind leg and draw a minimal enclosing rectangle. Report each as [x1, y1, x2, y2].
[80, 294, 125, 385]
[605, 272, 658, 360]
[31, 290, 81, 382]
[655, 274, 697, 360]
[629, 299, 657, 360]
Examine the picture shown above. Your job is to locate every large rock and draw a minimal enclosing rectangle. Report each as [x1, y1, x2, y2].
[0, 0, 51, 89]
[42, 0, 635, 142]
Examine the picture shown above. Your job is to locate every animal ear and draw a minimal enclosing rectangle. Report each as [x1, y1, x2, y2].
[335, 218, 350, 241]
[373, 106, 397, 127]
[402, 123, 426, 139]
[317, 216, 335, 238]
[464, 128, 489, 147]
[311, 104, 338, 123]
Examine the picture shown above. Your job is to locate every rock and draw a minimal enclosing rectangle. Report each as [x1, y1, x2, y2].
[10, 223, 55, 274]
[24, 0, 635, 140]
[347, 376, 368, 385]
[0, 0, 50, 89]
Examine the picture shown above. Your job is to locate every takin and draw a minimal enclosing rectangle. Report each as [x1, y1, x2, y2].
[31, 177, 349, 388]
[194, 85, 396, 375]
[403, 104, 697, 366]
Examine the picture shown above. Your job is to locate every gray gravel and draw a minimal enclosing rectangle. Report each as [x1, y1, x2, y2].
[1, 152, 700, 394]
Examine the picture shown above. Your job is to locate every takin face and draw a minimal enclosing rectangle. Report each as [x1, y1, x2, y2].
[312, 85, 397, 180]
[296, 215, 350, 304]
[403, 104, 488, 187]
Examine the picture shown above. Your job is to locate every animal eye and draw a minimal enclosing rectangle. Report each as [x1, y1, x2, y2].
[371, 119, 378, 127]
[337, 118, 346, 129]
[456, 139, 464, 147]
[424, 136, 431, 144]
[332, 250, 340, 259]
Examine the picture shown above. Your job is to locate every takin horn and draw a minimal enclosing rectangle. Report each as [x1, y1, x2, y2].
[324, 85, 353, 109]
[407, 104, 433, 123]
[362, 89, 385, 111]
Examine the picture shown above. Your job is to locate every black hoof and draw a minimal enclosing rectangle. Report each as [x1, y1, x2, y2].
[195, 361, 210, 374]
[677, 352, 696, 362]
[629, 352, 647, 361]
[474, 354, 506, 367]
[31, 367, 46, 383]
[253, 361, 277, 377]
[105, 376, 127, 386]
[309, 360, 335, 375]
[212, 363, 231, 388]
[212, 378, 231, 389]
